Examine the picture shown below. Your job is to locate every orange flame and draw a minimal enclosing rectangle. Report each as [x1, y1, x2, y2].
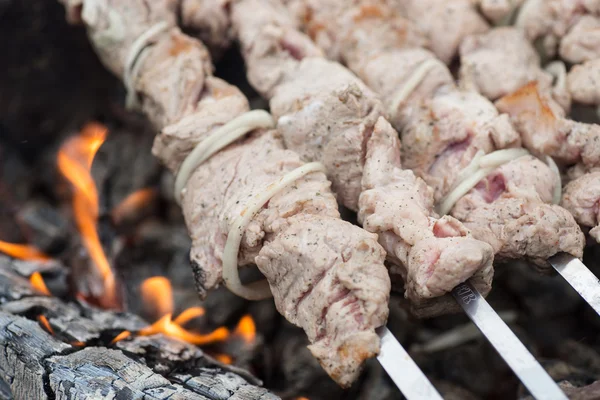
[173, 306, 205, 326]
[234, 314, 256, 344]
[111, 330, 132, 344]
[0, 241, 50, 262]
[139, 314, 229, 345]
[30, 272, 51, 296]
[57, 122, 118, 309]
[111, 188, 157, 224]
[38, 315, 54, 335]
[141, 277, 174, 318]
[214, 354, 233, 364]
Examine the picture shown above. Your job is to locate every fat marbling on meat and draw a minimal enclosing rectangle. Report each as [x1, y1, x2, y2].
[62, 0, 391, 387]
[230, 0, 495, 316]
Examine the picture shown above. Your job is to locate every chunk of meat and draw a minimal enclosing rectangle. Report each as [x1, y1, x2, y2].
[180, 0, 234, 56]
[459, 27, 555, 101]
[496, 82, 600, 168]
[567, 59, 600, 105]
[257, 214, 389, 387]
[562, 171, 600, 242]
[359, 118, 494, 316]
[285, 0, 427, 67]
[560, 15, 600, 63]
[269, 57, 385, 211]
[452, 156, 585, 269]
[402, 88, 521, 201]
[394, 0, 489, 64]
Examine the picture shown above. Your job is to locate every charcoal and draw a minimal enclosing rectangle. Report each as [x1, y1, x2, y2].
[16, 200, 70, 253]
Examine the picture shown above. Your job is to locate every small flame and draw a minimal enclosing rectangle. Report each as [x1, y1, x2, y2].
[111, 188, 157, 224]
[141, 277, 174, 318]
[214, 354, 233, 364]
[0, 241, 50, 262]
[234, 314, 256, 344]
[30, 272, 51, 296]
[138, 314, 229, 345]
[57, 122, 118, 309]
[173, 306, 205, 326]
[37, 315, 54, 335]
[111, 330, 132, 344]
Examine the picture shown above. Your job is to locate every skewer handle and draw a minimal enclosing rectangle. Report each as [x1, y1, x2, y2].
[377, 326, 443, 400]
[550, 253, 600, 316]
[452, 281, 567, 400]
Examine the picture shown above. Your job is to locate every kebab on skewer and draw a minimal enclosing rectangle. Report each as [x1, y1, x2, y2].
[57, 0, 395, 387]
[455, 23, 600, 241]
[271, 0, 584, 272]
[212, 0, 496, 318]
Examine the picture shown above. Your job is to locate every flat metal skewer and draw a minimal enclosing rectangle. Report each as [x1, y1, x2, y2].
[377, 326, 443, 400]
[452, 281, 567, 400]
[549, 253, 600, 316]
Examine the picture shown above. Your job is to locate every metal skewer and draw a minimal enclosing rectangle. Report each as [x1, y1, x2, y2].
[377, 327, 443, 399]
[549, 253, 600, 316]
[452, 281, 567, 400]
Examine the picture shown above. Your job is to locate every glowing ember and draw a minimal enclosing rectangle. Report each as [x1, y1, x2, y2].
[173, 306, 205, 326]
[37, 315, 54, 335]
[71, 341, 86, 347]
[139, 314, 229, 345]
[29, 272, 51, 296]
[214, 354, 233, 364]
[57, 122, 119, 309]
[234, 314, 256, 344]
[141, 276, 174, 318]
[111, 187, 157, 224]
[0, 241, 50, 262]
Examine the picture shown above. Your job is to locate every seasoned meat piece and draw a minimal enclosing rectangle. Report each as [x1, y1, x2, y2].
[359, 118, 494, 316]
[285, 0, 427, 66]
[515, 0, 600, 57]
[562, 171, 600, 242]
[496, 82, 600, 168]
[359, 48, 454, 129]
[560, 15, 600, 63]
[394, 0, 489, 64]
[74, 0, 391, 386]
[180, 0, 234, 56]
[459, 28, 555, 101]
[567, 59, 600, 105]
[452, 156, 585, 269]
[270, 57, 384, 211]
[402, 88, 521, 201]
[231, 0, 495, 312]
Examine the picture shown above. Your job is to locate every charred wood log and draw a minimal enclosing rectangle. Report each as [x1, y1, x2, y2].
[0, 255, 279, 400]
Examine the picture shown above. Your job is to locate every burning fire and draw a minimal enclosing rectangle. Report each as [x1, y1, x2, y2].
[111, 187, 157, 224]
[0, 241, 50, 262]
[112, 277, 256, 360]
[30, 272, 51, 296]
[141, 276, 174, 319]
[234, 314, 256, 344]
[57, 122, 119, 309]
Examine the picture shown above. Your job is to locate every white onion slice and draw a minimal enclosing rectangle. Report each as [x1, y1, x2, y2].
[437, 148, 530, 215]
[123, 21, 170, 109]
[545, 155, 562, 204]
[389, 58, 446, 115]
[222, 162, 327, 300]
[174, 110, 275, 205]
[545, 61, 567, 93]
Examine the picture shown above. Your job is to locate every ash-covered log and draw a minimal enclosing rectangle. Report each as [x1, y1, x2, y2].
[0, 255, 278, 400]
